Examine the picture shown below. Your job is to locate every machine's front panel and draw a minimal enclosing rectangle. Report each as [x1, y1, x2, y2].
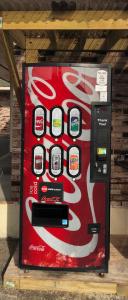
[20, 64, 111, 271]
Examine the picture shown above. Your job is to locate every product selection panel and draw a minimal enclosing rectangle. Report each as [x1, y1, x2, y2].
[32, 106, 82, 182]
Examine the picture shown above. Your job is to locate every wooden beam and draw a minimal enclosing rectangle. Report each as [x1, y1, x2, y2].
[47, 31, 57, 49]
[68, 31, 87, 61]
[1, 11, 128, 30]
[99, 31, 126, 51]
[9, 30, 26, 49]
[98, 31, 128, 63]
[0, 31, 20, 103]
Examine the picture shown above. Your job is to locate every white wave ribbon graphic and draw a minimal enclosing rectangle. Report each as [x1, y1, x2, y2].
[25, 67, 98, 258]
[28, 67, 56, 106]
[62, 70, 98, 103]
[25, 165, 98, 258]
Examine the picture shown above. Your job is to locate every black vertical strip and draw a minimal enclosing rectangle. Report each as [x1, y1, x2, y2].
[104, 66, 112, 270]
[19, 63, 26, 268]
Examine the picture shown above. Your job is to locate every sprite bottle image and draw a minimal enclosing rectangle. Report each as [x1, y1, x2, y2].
[69, 107, 81, 137]
[71, 116, 79, 132]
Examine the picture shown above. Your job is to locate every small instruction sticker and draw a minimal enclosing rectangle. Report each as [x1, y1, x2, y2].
[95, 85, 107, 92]
[97, 70, 107, 85]
[62, 219, 68, 225]
[100, 91, 107, 102]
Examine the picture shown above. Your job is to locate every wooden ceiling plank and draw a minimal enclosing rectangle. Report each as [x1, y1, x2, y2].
[1, 11, 128, 30]
[99, 31, 128, 62]
[25, 36, 128, 52]
[99, 31, 126, 51]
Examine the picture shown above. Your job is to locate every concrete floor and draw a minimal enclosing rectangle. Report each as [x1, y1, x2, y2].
[0, 238, 127, 300]
[0, 290, 127, 300]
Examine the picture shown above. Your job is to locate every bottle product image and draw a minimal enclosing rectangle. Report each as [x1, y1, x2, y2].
[52, 154, 61, 170]
[35, 155, 43, 170]
[71, 116, 79, 132]
[67, 146, 81, 177]
[50, 107, 64, 137]
[33, 106, 46, 137]
[70, 154, 79, 170]
[32, 145, 45, 176]
[49, 146, 63, 176]
[68, 107, 82, 138]
[35, 115, 44, 131]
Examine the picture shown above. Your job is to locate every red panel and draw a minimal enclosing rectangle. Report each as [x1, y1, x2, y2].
[21, 65, 106, 269]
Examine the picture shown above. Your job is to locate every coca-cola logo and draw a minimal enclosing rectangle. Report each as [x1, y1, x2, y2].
[36, 117, 43, 124]
[41, 186, 48, 193]
[29, 244, 45, 252]
[41, 196, 60, 202]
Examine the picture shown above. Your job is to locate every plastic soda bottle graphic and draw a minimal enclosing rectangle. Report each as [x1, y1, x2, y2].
[70, 154, 79, 170]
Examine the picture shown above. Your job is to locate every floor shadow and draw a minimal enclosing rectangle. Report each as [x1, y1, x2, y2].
[111, 235, 128, 259]
[0, 153, 11, 202]
[0, 134, 11, 202]
[1, 238, 18, 282]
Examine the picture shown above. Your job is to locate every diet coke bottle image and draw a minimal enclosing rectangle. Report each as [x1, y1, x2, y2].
[52, 155, 61, 170]
[33, 145, 45, 176]
[49, 146, 63, 177]
[33, 106, 46, 137]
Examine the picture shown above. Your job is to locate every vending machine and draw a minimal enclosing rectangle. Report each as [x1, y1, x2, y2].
[20, 63, 111, 272]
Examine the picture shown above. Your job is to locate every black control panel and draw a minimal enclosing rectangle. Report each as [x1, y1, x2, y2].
[90, 104, 111, 182]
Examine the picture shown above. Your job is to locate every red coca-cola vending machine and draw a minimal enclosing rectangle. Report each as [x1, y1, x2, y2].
[20, 63, 111, 273]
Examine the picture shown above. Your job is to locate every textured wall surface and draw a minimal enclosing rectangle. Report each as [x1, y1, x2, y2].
[0, 94, 10, 136]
